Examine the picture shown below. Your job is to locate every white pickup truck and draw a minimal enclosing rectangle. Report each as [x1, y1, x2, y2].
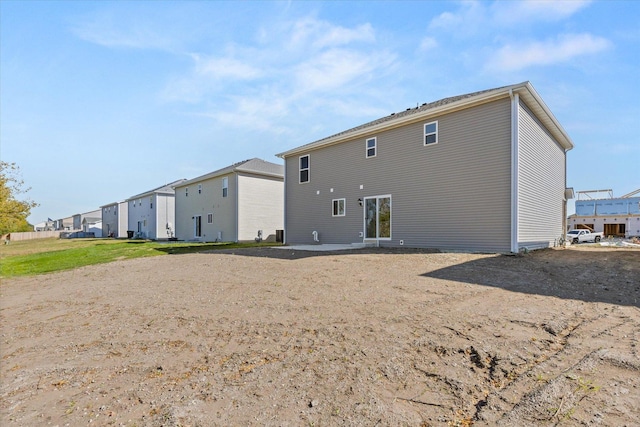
[567, 229, 603, 244]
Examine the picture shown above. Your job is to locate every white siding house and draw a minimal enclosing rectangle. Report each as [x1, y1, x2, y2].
[174, 158, 284, 242]
[100, 201, 129, 238]
[126, 179, 186, 240]
[72, 210, 101, 231]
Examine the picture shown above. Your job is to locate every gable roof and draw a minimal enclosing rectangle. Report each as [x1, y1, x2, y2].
[174, 158, 284, 188]
[126, 179, 187, 201]
[277, 81, 573, 158]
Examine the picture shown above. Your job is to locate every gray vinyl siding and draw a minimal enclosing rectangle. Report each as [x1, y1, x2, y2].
[517, 101, 565, 249]
[284, 98, 513, 251]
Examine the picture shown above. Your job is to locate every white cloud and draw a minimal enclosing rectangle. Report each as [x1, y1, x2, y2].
[419, 37, 438, 51]
[428, 0, 592, 35]
[485, 33, 611, 72]
[289, 17, 375, 50]
[492, 0, 591, 24]
[294, 49, 394, 93]
[192, 55, 262, 80]
[428, 1, 486, 36]
[72, 13, 177, 51]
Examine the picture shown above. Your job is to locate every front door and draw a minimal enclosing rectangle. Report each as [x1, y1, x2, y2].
[364, 195, 391, 240]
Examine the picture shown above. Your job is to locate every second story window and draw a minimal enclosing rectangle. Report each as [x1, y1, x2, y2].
[424, 121, 438, 146]
[222, 177, 228, 197]
[198, 184, 202, 194]
[299, 155, 309, 183]
[366, 137, 376, 158]
[185, 187, 189, 197]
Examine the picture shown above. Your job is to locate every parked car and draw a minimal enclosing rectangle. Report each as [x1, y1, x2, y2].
[567, 229, 603, 244]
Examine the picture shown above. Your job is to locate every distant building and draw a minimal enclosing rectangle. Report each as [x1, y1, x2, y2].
[100, 201, 128, 238]
[568, 189, 640, 237]
[126, 179, 186, 240]
[73, 210, 101, 231]
[174, 158, 284, 243]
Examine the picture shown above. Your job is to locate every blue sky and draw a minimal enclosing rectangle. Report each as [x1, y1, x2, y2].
[1, 0, 638, 224]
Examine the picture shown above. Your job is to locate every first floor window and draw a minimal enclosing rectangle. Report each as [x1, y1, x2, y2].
[207, 213, 213, 224]
[194, 215, 202, 237]
[222, 177, 228, 197]
[332, 198, 346, 217]
[424, 121, 438, 145]
[366, 137, 376, 158]
[299, 155, 309, 183]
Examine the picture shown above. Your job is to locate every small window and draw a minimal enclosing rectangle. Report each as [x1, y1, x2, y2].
[185, 187, 189, 197]
[299, 155, 309, 183]
[222, 177, 228, 197]
[424, 121, 438, 145]
[207, 213, 213, 224]
[366, 137, 376, 158]
[150, 196, 153, 209]
[198, 184, 202, 194]
[332, 198, 346, 217]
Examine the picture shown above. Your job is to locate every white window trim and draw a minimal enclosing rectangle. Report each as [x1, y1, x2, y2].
[424, 121, 438, 146]
[332, 198, 346, 217]
[366, 137, 377, 158]
[222, 177, 228, 197]
[207, 213, 213, 224]
[299, 155, 310, 184]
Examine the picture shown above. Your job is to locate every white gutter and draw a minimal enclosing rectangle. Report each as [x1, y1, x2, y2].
[235, 174, 239, 242]
[510, 89, 520, 253]
[282, 161, 287, 245]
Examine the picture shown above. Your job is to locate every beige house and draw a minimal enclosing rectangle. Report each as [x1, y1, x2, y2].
[174, 158, 284, 242]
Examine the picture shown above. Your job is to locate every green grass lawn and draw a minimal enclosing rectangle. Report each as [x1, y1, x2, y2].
[0, 238, 279, 278]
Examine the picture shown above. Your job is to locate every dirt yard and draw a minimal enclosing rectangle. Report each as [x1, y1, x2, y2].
[1, 245, 639, 426]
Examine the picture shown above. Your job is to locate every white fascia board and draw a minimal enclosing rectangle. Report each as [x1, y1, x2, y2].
[515, 82, 574, 151]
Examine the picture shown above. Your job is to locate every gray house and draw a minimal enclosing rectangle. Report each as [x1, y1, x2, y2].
[174, 158, 284, 243]
[100, 200, 129, 238]
[277, 81, 574, 253]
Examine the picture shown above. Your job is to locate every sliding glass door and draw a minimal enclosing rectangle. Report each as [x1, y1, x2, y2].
[364, 196, 391, 240]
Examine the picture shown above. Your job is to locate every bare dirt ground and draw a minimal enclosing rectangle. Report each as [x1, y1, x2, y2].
[1, 245, 639, 426]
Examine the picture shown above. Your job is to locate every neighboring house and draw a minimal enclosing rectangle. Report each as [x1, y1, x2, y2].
[34, 219, 55, 231]
[72, 210, 101, 231]
[277, 81, 574, 253]
[54, 217, 73, 231]
[174, 158, 284, 242]
[100, 201, 129, 238]
[126, 179, 186, 240]
[568, 189, 640, 237]
[82, 217, 102, 237]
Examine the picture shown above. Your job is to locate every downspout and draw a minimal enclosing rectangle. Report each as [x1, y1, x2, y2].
[563, 149, 568, 246]
[509, 89, 520, 253]
[283, 160, 287, 245]
[235, 174, 239, 242]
